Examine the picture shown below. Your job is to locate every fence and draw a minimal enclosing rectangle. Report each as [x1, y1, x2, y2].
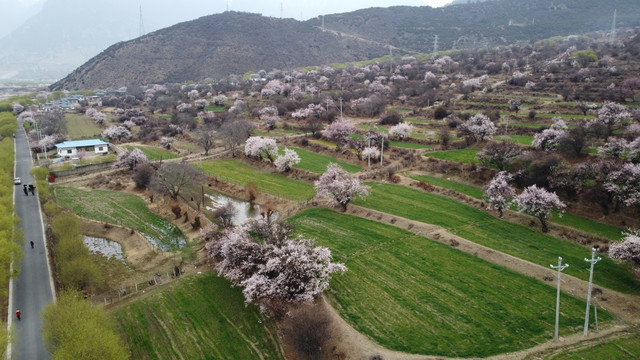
[51, 162, 114, 178]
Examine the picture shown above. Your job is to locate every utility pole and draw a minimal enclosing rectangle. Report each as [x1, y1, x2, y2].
[280, 2, 283, 19]
[433, 35, 439, 56]
[380, 136, 384, 166]
[139, 6, 145, 37]
[609, 9, 617, 44]
[583, 248, 601, 336]
[226, 0, 229, 12]
[550, 257, 569, 342]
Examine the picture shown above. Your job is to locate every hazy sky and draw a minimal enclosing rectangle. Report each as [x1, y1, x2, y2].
[0, 0, 452, 40]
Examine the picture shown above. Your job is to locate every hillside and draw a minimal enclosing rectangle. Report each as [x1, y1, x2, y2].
[52, 0, 640, 90]
[51, 11, 387, 90]
[314, 0, 640, 52]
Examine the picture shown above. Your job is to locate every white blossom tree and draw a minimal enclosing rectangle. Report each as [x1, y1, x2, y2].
[484, 171, 515, 218]
[314, 163, 370, 211]
[604, 163, 640, 208]
[514, 185, 565, 232]
[477, 141, 521, 171]
[598, 138, 628, 158]
[598, 102, 631, 135]
[274, 148, 300, 172]
[362, 146, 380, 163]
[389, 122, 413, 141]
[608, 230, 640, 266]
[244, 137, 278, 162]
[458, 114, 497, 142]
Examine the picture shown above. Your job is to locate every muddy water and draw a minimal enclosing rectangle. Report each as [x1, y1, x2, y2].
[204, 192, 278, 226]
[83, 236, 126, 263]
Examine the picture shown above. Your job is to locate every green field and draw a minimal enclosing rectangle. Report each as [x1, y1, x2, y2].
[124, 145, 181, 161]
[279, 147, 361, 173]
[496, 135, 534, 146]
[548, 333, 640, 359]
[424, 148, 480, 163]
[410, 174, 484, 199]
[51, 187, 186, 251]
[64, 113, 103, 139]
[194, 159, 315, 201]
[114, 273, 285, 360]
[389, 141, 433, 149]
[353, 183, 640, 294]
[289, 209, 609, 357]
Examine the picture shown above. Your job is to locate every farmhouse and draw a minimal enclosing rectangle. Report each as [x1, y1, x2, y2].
[55, 139, 109, 158]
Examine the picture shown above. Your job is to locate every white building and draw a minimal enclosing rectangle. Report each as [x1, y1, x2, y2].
[55, 139, 109, 158]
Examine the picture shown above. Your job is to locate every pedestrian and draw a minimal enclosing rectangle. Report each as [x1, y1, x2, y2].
[28, 184, 35, 196]
[23, 185, 28, 196]
[30, 241, 34, 248]
[16, 310, 20, 320]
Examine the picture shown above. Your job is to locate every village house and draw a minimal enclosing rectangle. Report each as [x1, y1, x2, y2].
[55, 139, 109, 158]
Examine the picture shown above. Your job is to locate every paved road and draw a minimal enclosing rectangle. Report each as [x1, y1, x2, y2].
[8, 124, 55, 360]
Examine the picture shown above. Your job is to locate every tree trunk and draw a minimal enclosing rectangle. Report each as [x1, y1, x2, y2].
[540, 217, 549, 233]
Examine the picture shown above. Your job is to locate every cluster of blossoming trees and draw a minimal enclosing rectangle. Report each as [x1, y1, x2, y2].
[204, 161, 369, 313]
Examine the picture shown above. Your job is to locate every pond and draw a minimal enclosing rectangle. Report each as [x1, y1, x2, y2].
[83, 236, 126, 264]
[204, 192, 277, 226]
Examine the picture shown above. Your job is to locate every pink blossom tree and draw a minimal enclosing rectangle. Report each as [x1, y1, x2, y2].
[598, 102, 631, 135]
[604, 163, 640, 208]
[112, 148, 148, 170]
[324, 119, 355, 148]
[484, 171, 515, 218]
[514, 185, 565, 232]
[389, 122, 413, 141]
[598, 138, 628, 158]
[314, 163, 370, 211]
[608, 230, 640, 265]
[274, 148, 300, 172]
[206, 218, 346, 312]
[101, 126, 131, 142]
[12, 102, 25, 114]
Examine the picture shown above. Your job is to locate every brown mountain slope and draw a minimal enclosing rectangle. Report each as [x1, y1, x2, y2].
[52, 11, 387, 90]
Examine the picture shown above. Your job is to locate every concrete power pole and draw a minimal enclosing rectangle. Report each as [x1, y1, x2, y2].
[583, 248, 601, 336]
[609, 9, 617, 44]
[433, 35, 439, 57]
[139, 6, 145, 37]
[550, 257, 569, 342]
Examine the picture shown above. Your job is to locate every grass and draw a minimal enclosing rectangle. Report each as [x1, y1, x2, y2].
[389, 141, 433, 149]
[496, 135, 534, 146]
[194, 159, 315, 201]
[289, 208, 611, 357]
[204, 106, 226, 112]
[353, 183, 640, 294]
[550, 211, 625, 241]
[124, 145, 181, 161]
[424, 148, 480, 163]
[64, 113, 103, 139]
[410, 174, 484, 199]
[51, 187, 186, 251]
[279, 147, 361, 174]
[548, 333, 640, 359]
[508, 122, 546, 128]
[113, 273, 285, 360]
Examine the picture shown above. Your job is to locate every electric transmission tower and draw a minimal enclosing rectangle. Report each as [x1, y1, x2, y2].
[139, 5, 145, 37]
[280, 2, 283, 19]
[609, 9, 617, 44]
[433, 35, 439, 56]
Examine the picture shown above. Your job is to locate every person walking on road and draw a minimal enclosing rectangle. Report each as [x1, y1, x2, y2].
[23, 185, 28, 196]
[28, 184, 35, 196]
[16, 310, 21, 320]
[30, 240, 34, 248]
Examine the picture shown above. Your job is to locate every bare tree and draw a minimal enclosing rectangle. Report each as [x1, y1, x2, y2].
[217, 119, 252, 157]
[151, 162, 202, 200]
[199, 125, 217, 155]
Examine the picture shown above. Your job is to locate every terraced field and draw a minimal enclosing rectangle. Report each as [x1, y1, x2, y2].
[52, 187, 186, 251]
[289, 208, 610, 357]
[114, 273, 285, 360]
[353, 183, 640, 294]
[124, 145, 181, 161]
[194, 159, 315, 201]
[279, 146, 361, 173]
